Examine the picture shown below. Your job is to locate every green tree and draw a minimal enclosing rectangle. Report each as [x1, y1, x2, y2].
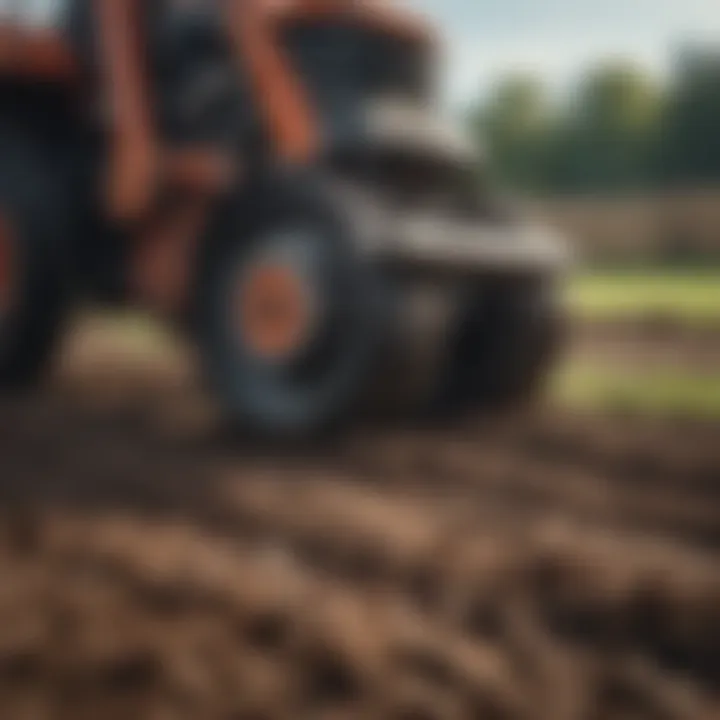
[660, 46, 720, 186]
[469, 75, 553, 192]
[467, 51, 720, 196]
[468, 62, 663, 195]
[548, 61, 663, 194]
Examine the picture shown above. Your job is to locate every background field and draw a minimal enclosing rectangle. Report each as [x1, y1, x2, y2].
[568, 269, 720, 325]
[558, 267, 720, 418]
[541, 190, 720, 265]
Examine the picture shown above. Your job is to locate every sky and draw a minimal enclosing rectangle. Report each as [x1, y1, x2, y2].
[405, 0, 720, 104]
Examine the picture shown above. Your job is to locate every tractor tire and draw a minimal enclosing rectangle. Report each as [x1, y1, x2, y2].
[195, 172, 382, 440]
[434, 278, 565, 416]
[0, 122, 70, 392]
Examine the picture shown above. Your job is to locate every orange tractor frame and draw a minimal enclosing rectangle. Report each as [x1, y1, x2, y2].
[0, 0, 567, 438]
[1, 0, 430, 308]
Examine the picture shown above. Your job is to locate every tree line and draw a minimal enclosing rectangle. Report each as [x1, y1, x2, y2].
[467, 46, 720, 197]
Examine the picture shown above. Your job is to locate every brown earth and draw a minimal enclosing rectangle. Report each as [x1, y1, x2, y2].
[0, 322, 718, 720]
[539, 189, 720, 263]
[572, 319, 720, 371]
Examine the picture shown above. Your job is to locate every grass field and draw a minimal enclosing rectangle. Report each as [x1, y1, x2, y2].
[558, 267, 720, 417]
[567, 268, 720, 325]
[554, 363, 720, 418]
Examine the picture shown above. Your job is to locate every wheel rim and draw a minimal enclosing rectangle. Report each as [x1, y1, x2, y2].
[215, 221, 380, 434]
[0, 210, 14, 322]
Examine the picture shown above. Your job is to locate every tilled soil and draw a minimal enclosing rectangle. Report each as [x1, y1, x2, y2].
[0, 326, 718, 720]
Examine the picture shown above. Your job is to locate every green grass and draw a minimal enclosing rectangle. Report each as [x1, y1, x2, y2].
[560, 267, 720, 417]
[567, 269, 720, 325]
[554, 362, 720, 419]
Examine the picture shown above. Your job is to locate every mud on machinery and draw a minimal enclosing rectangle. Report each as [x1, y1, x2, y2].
[0, 0, 569, 439]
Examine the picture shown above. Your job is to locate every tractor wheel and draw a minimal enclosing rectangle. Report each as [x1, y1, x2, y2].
[0, 123, 69, 392]
[434, 278, 565, 416]
[195, 173, 382, 440]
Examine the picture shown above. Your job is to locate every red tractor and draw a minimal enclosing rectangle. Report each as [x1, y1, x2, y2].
[0, 0, 567, 438]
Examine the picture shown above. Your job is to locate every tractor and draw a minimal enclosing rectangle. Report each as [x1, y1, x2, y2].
[0, 0, 568, 438]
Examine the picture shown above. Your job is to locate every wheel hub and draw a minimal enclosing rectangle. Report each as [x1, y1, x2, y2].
[236, 261, 315, 362]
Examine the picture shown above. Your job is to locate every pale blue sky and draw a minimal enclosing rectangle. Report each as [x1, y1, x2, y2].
[406, 0, 720, 103]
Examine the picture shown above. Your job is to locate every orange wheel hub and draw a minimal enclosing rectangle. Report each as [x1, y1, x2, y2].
[237, 263, 313, 361]
[0, 211, 14, 319]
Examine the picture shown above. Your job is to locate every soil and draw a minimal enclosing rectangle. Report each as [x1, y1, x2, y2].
[572, 319, 720, 371]
[0, 322, 718, 720]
